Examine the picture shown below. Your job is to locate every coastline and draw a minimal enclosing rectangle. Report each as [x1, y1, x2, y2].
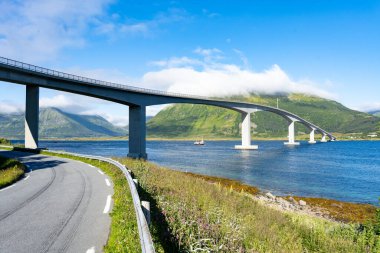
[8, 135, 380, 142]
[181, 169, 376, 223]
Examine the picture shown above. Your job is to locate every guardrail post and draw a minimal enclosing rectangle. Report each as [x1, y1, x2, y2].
[141, 201, 151, 225]
[133, 179, 138, 187]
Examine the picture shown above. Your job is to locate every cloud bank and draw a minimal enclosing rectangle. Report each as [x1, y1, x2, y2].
[355, 102, 380, 113]
[0, 101, 23, 114]
[143, 48, 334, 99]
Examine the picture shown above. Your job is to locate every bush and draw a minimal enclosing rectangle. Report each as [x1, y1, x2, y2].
[0, 138, 11, 145]
[0, 155, 25, 188]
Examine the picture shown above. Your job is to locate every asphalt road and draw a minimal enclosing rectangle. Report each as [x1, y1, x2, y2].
[0, 150, 113, 253]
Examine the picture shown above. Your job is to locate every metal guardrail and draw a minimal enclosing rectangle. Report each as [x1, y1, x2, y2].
[44, 150, 155, 253]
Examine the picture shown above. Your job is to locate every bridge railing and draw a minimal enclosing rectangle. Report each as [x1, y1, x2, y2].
[0, 56, 334, 138]
[0, 56, 209, 100]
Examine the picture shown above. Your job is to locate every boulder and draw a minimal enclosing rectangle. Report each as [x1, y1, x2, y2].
[265, 192, 276, 200]
[299, 200, 307, 206]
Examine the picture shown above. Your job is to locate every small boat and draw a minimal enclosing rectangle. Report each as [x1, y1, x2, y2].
[194, 138, 205, 145]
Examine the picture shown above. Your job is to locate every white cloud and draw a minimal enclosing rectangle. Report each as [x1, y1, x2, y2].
[142, 49, 334, 99]
[233, 49, 250, 69]
[0, 0, 113, 62]
[81, 109, 129, 127]
[0, 101, 23, 114]
[40, 94, 92, 113]
[355, 102, 380, 113]
[97, 8, 191, 38]
[194, 47, 223, 62]
[120, 23, 149, 35]
[150, 57, 203, 68]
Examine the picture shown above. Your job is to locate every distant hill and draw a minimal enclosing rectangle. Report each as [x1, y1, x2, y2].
[147, 93, 380, 138]
[369, 110, 380, 117]
[0, 107, 128, 139]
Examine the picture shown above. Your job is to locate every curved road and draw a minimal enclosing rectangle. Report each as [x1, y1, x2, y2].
[0, 150, 113, 253]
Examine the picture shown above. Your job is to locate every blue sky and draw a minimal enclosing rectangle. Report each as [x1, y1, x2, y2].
[0, 0, 379, 125]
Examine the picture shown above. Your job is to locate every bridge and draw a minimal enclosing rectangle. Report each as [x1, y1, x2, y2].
[0, 56, 335, 159]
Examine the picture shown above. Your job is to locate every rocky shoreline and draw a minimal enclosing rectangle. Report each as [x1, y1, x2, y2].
[254, 192, 333, 221]
[184, 171, 377, 224]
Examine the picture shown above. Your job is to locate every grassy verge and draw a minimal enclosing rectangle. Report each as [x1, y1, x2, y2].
[118, 158, 380, 253]
[0, 155, 25, 189]
[38, 151, 141, 253]
[0, 138, 11, 145]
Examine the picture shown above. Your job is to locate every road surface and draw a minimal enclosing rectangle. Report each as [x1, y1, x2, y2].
[0, 150, 113, 253]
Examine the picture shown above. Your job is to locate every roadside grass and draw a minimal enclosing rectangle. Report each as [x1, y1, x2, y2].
[0, 155, 25, 189]
[40, 151, 141, 253]
[0, 138, 11, 145]
[118, 158, 380, 253]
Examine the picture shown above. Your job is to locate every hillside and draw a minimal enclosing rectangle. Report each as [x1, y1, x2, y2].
[147, 93, 380, 138]
[0, 107, 127, 139]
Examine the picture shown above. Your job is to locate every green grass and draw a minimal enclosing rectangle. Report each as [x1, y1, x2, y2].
[118, 158, 380, 253]
[0, 155, 25, 189]
[39, 151, 141, 253]
[0, 138, 11, 145]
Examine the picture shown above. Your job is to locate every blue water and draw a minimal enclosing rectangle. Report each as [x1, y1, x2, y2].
[13, 140, 380, 205]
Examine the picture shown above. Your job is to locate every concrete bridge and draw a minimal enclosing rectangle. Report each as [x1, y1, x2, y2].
[0, 56, 335, 159]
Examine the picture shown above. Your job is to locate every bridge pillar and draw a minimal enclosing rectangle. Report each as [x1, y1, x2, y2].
[128, 105, 147, 159]
[284, 120, 300, 145]
[321, 134, 327, 142]
[308, 129, 316, 144]
[25, 85, 39, 149]
[235, 112, 258, 150]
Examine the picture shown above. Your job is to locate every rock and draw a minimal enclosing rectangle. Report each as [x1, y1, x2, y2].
[289, 197, 297, 204]
[265, 192, 276, 200]
[331, 203, 342, 208]
[299, 200, 307, 206]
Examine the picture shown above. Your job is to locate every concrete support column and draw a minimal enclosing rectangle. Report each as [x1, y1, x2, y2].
[309, 129, 316, 144]
[128, 105, 147, 159]
[25, 85, 39, 149]
[321, 134, 327, 142]
[235, 112, 258, 150]
[284, 120, 300, 145]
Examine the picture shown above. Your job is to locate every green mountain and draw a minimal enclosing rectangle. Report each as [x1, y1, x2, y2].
[0, 107, 127, 139]
[147, 93, 380, 138]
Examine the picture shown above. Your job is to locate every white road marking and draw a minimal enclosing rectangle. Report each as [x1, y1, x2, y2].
[89, 165, 95, 168]
[97, 169, 104, 175]
[0, 184, 15, 192]
[86, 246, 95, 253]
[23, 175, 30, 181]
[105, 179, 111, 187]
[103, 195, 112, 214]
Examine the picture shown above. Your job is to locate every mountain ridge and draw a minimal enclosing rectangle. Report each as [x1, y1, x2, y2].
[0, 107, 128, 139]
[147, 93, 380, 138]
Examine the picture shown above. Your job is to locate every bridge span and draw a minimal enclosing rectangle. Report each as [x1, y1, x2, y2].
[0, 56, 335, 159]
